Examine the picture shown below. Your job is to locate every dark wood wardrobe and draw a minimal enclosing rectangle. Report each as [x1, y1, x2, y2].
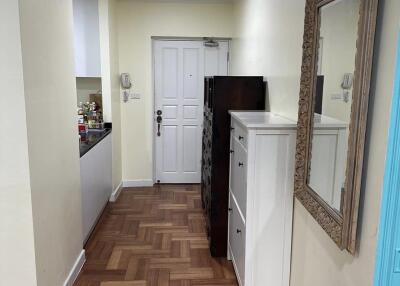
[201, 76, 265, 257]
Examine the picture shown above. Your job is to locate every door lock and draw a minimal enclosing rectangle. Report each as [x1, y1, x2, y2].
[156, 110, 162, 136]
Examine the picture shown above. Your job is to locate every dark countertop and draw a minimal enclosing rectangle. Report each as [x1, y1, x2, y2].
[79, 128, 112, 157]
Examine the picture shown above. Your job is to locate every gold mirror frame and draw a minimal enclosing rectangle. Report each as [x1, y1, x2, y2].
[294, 0, 379, 254]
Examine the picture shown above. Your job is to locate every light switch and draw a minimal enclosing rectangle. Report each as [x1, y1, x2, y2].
[122, 90, 129, 103]
[331, 93, 342, 100]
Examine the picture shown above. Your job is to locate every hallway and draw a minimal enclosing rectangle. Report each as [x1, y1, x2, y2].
[74, 185, 238, 286]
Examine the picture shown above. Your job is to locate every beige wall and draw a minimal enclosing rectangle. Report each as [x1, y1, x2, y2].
[230, 0, 400, 285]
[116, 0, 234, 181]
[19, 0, 84, 285]
[291, 0, 400, 285]
[230, 0, 305, 120]
[0, 1, 37, 285]
[100, 0, 122, 190]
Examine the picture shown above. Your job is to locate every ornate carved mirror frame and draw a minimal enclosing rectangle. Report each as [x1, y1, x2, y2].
[294, 0, 379, 254]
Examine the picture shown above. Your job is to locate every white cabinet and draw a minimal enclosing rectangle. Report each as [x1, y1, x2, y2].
[80, 134, 112, 243]
[309, 113, 348, 211]
[228, 112, 297, 286]
[73, 0, 101, 77]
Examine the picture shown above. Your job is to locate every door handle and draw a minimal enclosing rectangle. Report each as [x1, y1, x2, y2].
[156, 110, 162, 136]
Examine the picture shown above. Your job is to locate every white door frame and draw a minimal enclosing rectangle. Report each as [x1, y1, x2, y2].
[151, 37, 230, 184]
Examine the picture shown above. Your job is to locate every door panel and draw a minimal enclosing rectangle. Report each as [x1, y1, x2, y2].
[163, 105, 178, 119]
[183, 125, 198, 172]
[154, 40, 228, 183]
[183, 105, 197, 119]
[162, 125, 178, 172]
[162, 48, 179, 99]
[183, 48, 199, 99]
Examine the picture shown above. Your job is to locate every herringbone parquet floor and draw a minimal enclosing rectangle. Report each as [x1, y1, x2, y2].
[74, 184, 238, 286]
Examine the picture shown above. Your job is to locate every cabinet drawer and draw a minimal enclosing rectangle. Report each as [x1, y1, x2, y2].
[231, 121, 248, 149]
[230, 139, 247, 218]
[229, 194, 246, 285]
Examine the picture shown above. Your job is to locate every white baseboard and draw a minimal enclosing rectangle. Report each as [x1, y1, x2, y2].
[123, 179, 154, 188]
[63, 249, 85, 286]
[109, 181, 123, 202]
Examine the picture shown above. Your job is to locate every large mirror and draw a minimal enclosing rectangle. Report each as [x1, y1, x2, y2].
[310, 0, 360, 214]
[295, 0, 379, 254]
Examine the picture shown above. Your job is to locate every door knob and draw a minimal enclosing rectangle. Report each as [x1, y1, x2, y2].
[156, 110, 162, 136]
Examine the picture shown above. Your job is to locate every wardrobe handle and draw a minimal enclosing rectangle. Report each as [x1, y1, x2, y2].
[230, 127, 235, 131]
[228, 208, 232, 212]
[230, 150, 234, 154]
[236, 229, 242, 234]
[238, 136, 244, 140]
[238, 162, 244, 167]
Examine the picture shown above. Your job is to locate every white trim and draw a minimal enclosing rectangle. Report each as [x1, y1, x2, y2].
[152, 39, 157, 184]
[123, 179, 154, 187]
[63, 249, 85, 286]
[109, 181, 123, 202]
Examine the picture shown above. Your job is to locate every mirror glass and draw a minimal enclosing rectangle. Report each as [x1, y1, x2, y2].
[308, 0, 360, 213]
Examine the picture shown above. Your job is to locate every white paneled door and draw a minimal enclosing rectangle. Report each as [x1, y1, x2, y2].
[154, 40, 228, 183]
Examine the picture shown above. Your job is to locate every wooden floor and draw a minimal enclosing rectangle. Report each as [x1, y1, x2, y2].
[74, 184, 238, 286]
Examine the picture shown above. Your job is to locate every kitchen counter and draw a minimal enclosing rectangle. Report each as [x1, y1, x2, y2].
[79, 128, 112, 157]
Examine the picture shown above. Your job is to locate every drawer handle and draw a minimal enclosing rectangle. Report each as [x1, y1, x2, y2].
[238, 136, 244, 140]
[230, 149, 234, 154]
[238, 162, 244, 167]
[236, 229, 242, 234]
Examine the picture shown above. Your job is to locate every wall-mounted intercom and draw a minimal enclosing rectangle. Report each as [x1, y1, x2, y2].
[341, 73, 353, 90]
[120, 73, 132, 103]
[341, 73, 353, 103]
[120, 73, 132, 89]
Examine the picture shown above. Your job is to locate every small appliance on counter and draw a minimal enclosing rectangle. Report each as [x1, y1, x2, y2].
[77, 101, 104, 133]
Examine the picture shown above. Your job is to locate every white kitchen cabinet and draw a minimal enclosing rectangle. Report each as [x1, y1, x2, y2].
[73, 0, 101, 77]
[80, 133, 112, 243]
[228, 111, 297, 286]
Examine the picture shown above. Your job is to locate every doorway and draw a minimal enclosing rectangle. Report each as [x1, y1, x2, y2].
[153, 39, 229, 183]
